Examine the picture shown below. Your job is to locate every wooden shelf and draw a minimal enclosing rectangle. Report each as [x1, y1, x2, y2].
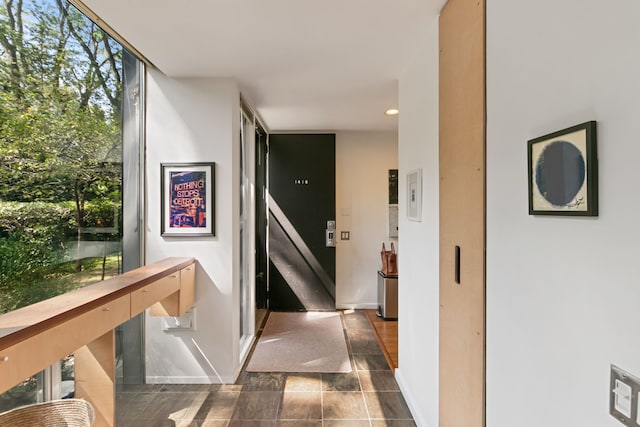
[0, 257, 196, 427]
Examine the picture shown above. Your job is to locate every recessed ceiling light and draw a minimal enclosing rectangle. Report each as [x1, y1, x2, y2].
[385, 108, 399, 116]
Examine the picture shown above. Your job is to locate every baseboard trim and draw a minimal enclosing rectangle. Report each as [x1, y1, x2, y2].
[145, 375, 234, 384]
[336, 303, 379, 310]
[395, 368, 429, 427]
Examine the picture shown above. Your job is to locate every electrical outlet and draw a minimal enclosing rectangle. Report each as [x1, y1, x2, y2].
[162, 308, 196, 331]
[610, 365, 640, 426]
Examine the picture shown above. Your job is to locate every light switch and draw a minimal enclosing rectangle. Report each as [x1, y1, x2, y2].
[341, 231, 350, 240]
[610, 365, 640, 426]
[614, 379, 632, 418]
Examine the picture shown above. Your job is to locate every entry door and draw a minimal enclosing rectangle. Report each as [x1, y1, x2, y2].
[439, 0, 486, 426]
[268, 134, 336, 311]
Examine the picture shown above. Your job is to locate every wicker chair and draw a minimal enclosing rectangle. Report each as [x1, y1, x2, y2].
[0, 399, 94, 426]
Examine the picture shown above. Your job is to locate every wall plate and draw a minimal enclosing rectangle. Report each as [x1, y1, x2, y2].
[610, 365, 640, 426]
[162, 309, 196, 331]
[388, 205, 398, 237]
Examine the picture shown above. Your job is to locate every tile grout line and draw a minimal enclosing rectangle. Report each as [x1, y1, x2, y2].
[320, 374, 325, 426]
[342, 311, 374, 427]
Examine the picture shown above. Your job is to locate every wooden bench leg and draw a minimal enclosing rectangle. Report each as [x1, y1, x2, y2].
[75, 330, 115, 427]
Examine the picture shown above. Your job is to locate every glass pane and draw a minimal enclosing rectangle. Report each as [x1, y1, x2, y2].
[0, 372, 45, 412]
[239, 110, 253, 346]
[240, 112, 252, 342]
[0, 0, 126, 313]
[61, 355, 75, 399]
[239, 112, 247, 339]
[0, 0, 143, 405]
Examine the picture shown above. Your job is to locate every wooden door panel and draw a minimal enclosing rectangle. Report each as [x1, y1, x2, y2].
[439, 0, 486, 426]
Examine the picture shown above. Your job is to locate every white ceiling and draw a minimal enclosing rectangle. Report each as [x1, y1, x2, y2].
[82, 0, 444, 132]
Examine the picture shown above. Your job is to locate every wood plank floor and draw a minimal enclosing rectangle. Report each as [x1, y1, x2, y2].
[365, 309, 398, 371]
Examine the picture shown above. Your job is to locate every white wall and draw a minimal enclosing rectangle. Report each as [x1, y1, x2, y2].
[144, 70, 242, 383]
[335, 131, 398, 309]
[486, 1, 640, 426]
[395, 16, 440, 427]
[137, 1, 640, 422]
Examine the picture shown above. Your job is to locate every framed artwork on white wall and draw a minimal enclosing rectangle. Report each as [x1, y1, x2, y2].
[527, 121, 598, 216]
[161, 162, 215, 236]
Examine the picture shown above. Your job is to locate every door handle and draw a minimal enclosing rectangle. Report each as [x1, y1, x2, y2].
[455, 245, 461, 284]
[326, 220, 336, 247]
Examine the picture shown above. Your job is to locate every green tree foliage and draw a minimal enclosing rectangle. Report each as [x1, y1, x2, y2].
[0, 200, 119, 313]
[0, 0, 125, 310]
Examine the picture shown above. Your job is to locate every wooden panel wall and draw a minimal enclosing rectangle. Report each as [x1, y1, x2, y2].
[439, 0, 486, 426]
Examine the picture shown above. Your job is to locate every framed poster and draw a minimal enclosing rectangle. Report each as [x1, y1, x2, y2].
[407, 169, 422, 222]
[161, 162, 215, 236]
[527, 121, 598, 216]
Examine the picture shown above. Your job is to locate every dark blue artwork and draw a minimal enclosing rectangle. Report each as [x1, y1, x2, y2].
[535, 140, 585, 206]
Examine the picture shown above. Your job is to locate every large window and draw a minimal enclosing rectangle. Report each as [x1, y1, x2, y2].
[0, 0, 143, 410]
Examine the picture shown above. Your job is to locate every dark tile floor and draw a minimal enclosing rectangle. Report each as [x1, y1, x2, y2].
[116, 310, 415, 426]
